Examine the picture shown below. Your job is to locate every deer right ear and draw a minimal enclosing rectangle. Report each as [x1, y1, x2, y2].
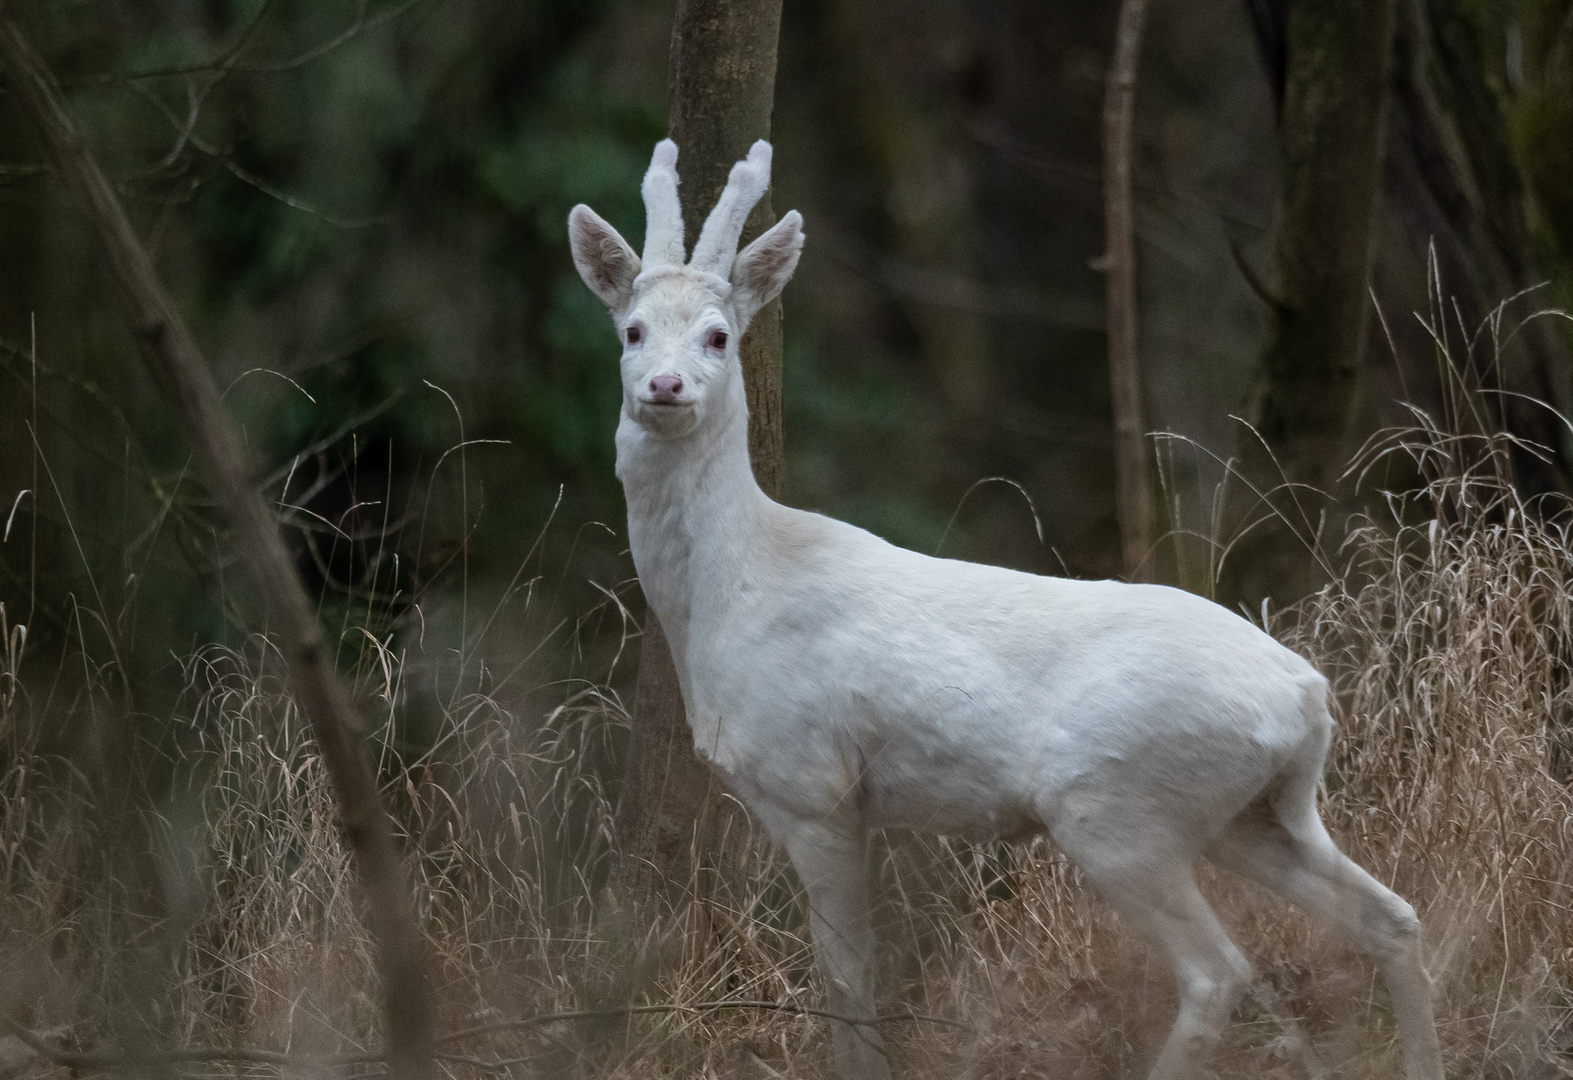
[568, 205, 641, 312]
[731, 210, 804, 326]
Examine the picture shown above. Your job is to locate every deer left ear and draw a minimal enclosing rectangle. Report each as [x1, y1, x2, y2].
[731, 210, 804, 326]
[568, 204, 641, 313]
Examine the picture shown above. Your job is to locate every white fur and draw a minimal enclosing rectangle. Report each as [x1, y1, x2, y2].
[568, 142, 1444, 1080]
[639, 138, 685, 268]
[689, 140, 773, 276]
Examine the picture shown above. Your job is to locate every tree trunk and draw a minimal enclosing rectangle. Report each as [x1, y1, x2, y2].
[668, 0, 786, 499]
[0, 21, 433, 1080]
[1101, 0, 1153, 579]
[614, 0, 785, 898]
[1223, 0, 1398, 606]
[1253, 0, 1398, 491]
[1377, 0, 1573, 491]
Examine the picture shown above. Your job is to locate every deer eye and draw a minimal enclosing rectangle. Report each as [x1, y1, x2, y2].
[706, 329, 729, 351]
[625, 325, 643, 345]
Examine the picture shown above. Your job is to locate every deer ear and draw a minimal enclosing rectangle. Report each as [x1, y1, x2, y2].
[731, 210, 803, 325]
[568, 204, 641, 311]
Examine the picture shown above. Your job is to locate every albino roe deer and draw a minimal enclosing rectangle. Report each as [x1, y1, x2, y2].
[567, 139, 1443, 1080]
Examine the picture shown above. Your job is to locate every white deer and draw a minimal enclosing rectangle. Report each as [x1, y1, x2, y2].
[567, 139, 1444, 1080]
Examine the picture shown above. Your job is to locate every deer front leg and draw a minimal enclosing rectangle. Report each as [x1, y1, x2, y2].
[780, 819, 892, 1080]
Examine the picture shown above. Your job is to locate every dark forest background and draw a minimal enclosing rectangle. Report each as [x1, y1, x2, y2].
[0, 0, 1570, 759]
[2, 3, 1573, 1074]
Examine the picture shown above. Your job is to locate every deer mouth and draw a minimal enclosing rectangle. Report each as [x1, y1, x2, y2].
[631, 397, 699, 435]
[636, 386, 696, 410]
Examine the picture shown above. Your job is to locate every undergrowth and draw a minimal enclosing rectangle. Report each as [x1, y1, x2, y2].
[3, 400, 1573, 1076]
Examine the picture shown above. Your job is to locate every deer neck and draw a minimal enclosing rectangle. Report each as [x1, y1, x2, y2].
[615, 380, 767, 668]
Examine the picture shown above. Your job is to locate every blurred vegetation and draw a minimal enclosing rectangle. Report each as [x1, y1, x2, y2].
[0, 0, 1567, 591]
[0, 0, 1562, 795]
[1, 0, 666, 709]
[0, 0, 1567, 753]
[1, 0, 1572, 1072]
[3, 406, 1573, 1078]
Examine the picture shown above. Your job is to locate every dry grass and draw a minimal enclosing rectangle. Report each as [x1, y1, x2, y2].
[4, 419, 1573, 1079]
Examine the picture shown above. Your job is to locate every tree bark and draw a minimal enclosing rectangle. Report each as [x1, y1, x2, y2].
[1378, 0, 1573, 490]
[0, 20, 433, 1080]
[1101, 0, 1153, 579]
[667, 0, 786, 499]
[1253, 0, 1399, 491]
[615, 0, 785, 896]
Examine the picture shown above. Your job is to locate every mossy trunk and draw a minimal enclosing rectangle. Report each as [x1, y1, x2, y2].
[614, 0, 784, 901]
[1223, 0, 1398, 606]
[1254, 0, 1399, 491]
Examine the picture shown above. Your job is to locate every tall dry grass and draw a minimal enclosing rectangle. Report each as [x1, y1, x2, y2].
[3, 419, 1573, 1077]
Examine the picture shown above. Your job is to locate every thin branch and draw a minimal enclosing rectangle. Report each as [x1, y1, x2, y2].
[0, 16, 433, 1080]
[238, 0, 429, 73]
[967, 116, 1271, 234]
[1230, 236, 1283, 310]
[822, 229, 1105, 330]
[128, 80, 389, 228]
[1101, 0, 1154, 579]
[436, 999, 970, 1044]
[73, 0, 432, 85]
[5, 999, 969, 1074]
[135, 0, 277, 176]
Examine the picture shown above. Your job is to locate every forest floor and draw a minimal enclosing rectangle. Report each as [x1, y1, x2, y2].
[3, 421, 1573, 1080]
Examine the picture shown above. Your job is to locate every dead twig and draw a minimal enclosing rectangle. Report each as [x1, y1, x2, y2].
[0, 14, 433, 1080]
[1100, 0, 1154, 579]
[73, 0, 432, 85]
[4, 999, 967, 1074]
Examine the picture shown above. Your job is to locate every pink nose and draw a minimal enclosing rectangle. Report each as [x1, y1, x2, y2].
[648, 375, 684, 403]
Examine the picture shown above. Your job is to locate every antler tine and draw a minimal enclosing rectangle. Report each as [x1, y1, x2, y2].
[690, 140, 772, 277]
[641, 139, 686, 268]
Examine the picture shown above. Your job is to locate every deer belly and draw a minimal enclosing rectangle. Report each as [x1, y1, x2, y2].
[694, 697, 1046, 842]
[857, 741, 1045, 841]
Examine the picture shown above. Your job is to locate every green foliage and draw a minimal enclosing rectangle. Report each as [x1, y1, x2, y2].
[0, 0, 669, 672]
[4, 0, 1573, 685]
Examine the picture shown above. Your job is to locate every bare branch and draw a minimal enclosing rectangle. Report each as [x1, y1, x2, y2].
[4, 999, 968, 1075]
[1101, 0, 1154, 579]
[0, 16, 433, 1080]
[73, 0, 431, 85]
[128, 80, 389, 228]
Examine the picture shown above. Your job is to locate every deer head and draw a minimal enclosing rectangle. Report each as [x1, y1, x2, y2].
[567, 139, 804, 439]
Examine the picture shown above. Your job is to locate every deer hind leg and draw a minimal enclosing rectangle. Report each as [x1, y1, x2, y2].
[779, 819, 891, 1080]
[1055, 826, 1252, 1080]
[1204, 780, 1444, 1080]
